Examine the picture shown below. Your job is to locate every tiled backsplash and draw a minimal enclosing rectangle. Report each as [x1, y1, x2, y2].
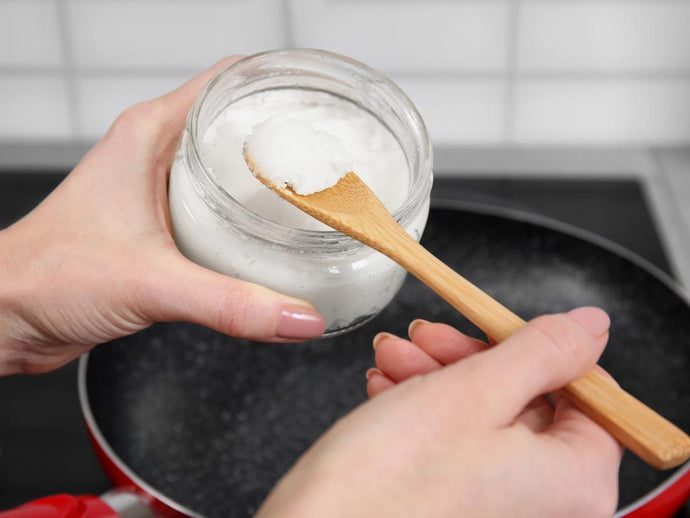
[1, 0, 689, 146]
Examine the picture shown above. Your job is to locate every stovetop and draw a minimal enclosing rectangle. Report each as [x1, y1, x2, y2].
[0, 171, 686, 515]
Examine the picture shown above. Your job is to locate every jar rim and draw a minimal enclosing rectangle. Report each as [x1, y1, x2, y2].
[185, 48, 433, 253]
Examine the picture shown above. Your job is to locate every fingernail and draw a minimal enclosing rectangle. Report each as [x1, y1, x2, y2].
[373, 332, 395, 351]
[276, 305, 326, 339]
[568, 307, 610, 338]
[408, 319, 430, 338]
[365, 367, 381, 380]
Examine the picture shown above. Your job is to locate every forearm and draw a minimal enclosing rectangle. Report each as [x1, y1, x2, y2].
[0, 57, 326, 378]
[0, 220, 56, 376]
[0, 225, 25, 375]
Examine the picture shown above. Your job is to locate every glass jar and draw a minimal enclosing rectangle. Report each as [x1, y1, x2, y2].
[169, 49, 433, 336]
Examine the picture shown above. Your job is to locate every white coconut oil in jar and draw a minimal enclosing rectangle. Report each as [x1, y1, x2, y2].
[169, 49, 433, 336]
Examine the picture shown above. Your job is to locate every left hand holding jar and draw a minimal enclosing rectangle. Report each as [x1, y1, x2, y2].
[0, 56, 325, 376]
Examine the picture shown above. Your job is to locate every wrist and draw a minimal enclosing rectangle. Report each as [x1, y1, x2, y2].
[257, 454, 373, 518]
[0, 225, 30, 376]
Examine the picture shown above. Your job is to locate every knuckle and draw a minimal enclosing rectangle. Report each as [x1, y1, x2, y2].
[216, 297, 248, 337]
[215, 285, 261, 338]
[105, 101, 160, 143]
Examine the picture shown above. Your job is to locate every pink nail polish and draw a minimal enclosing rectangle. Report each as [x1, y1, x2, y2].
[276, 305, 326, 339]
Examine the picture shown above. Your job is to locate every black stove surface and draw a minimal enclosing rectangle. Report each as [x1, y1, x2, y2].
[0, 171, 686, 515]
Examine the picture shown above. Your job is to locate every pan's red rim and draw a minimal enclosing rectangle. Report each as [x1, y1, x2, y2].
[78, 354, 204, 518]
[614, 461, 690, 517]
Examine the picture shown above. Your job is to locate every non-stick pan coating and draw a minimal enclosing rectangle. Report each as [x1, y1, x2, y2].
[86, 205, 690, 517]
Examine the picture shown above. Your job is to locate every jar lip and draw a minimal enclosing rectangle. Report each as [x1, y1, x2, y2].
[186, 48, 433, 252]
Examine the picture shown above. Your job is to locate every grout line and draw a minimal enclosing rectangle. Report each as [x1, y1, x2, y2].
[510, 71, 690, 80]
[330, 0, 508, 3]
[0, 68, 64, 76]
[64, 0, 689, 3]
[325, 0, 669, 3]
[281, 0, 295, 48]
[503, 0, 520, 143]
[55, 0, 81, 138]
[325, 69, 690, 80]
[2, 67, 690, 81]
[0, 68, 203, 78]
[66, 0, 249, 2]
[512, 0, 690, 3]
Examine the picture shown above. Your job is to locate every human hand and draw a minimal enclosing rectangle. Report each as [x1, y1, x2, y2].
[257, 307, 623, 518]
[0, 56, 325, 376]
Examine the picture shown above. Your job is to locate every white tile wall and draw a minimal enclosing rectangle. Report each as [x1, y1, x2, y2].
[0, 76, 71, 138]
[514, 79, 690, 145]
[75, 74, 192, 139]
[289, 0, 511, 73]
[1, 0, 690, 146]
[394, 78, 506, 144]
[0, 0, 62, 67]
[66, 0, 285, 69]
[518, 1, 690, 72]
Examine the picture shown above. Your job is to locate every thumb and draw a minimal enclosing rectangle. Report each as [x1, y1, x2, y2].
[433, 307, 610, 427]
[143, 254, 326, 342]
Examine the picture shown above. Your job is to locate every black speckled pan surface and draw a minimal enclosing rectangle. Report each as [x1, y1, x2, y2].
[86, 204, 690, 517]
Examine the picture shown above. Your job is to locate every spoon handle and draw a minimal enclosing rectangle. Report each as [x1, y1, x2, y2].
[378, 219, 690, 470]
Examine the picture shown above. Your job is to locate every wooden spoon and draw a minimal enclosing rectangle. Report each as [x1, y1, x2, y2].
[244, 154, 690, 470]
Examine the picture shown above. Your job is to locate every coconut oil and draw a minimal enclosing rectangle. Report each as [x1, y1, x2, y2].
[168, 49, 433, 336]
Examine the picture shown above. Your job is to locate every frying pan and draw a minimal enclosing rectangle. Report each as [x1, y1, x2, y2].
[2, 202, 689, 517]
